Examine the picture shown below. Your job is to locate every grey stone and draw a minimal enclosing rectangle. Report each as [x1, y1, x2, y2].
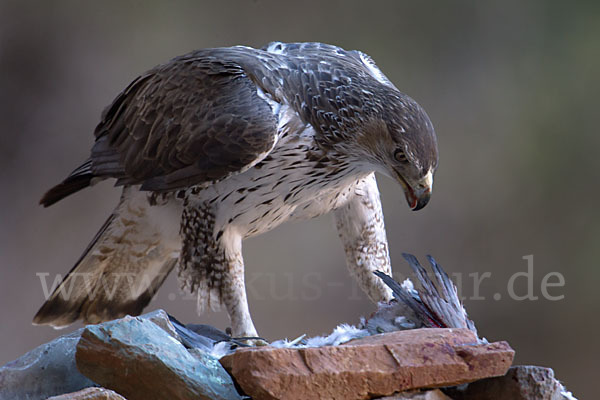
[444, 365, 575, 400]
[75, 315, 242, 400]
[140, 309, 181, 340]
[0, 328, 96, 400]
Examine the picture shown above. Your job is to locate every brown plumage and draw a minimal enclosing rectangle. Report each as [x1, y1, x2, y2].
[35, 42, 438, 337]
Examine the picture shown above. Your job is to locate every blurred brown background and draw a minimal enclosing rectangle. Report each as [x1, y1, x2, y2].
[1, 0, 598, 397]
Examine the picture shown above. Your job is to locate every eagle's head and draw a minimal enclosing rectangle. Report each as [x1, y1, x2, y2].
[357, 92, 438, 211]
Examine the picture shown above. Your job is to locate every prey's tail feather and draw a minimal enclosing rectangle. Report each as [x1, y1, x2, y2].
[40, 159, 95, 207]
[373, 253, 477, 336]
[34, 187, 181, 327]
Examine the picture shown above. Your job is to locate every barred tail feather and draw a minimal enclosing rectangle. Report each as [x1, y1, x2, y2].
[33, 187, 182, 327]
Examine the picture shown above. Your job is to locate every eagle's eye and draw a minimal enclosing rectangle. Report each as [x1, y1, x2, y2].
[393, 148, 407, 163]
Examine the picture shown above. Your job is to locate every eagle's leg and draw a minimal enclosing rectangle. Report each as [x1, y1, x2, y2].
[179, 198, 259, 338]
[333, 173, 394, 303]
[218, 232, 260, 338]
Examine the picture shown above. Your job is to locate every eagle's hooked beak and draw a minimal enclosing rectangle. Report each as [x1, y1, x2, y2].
[397, 170, 433, 211]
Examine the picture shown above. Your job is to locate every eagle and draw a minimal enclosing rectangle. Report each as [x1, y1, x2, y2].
[34, 42, 438, 338]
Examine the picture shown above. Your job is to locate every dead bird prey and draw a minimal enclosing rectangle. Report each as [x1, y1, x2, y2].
[370, 253, 477, 337]
[269, 253, 478, 349]
[34, 42, 439, 338]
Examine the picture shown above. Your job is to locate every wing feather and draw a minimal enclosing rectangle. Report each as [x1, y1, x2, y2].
[91, 51, 279, 191]
[42, 42, 398, 205]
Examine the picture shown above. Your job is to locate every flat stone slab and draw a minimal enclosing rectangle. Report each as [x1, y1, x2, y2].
[220, 328, 514, 400]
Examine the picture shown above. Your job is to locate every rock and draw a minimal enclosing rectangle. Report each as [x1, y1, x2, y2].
[47, 387, 126, 399]
[75, 315, 242, 400]
[444, 365, 577, 399]
[220, 328, 514, 400]
[140, 309, 181, 340]
[0, 328, 96, 400]
[377, 389, 452, 399]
